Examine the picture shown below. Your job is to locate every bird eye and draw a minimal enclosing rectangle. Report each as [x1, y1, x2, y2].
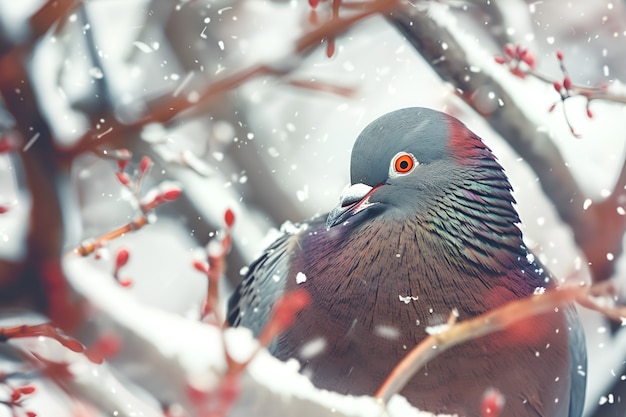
[392, 152, 417, 174]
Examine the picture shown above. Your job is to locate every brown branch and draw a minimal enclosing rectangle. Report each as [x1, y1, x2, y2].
[465, 0, 520, 49]
[70, 154, 181, 257]
[375, 283, 625, 404]
[0, 323, 85, 353]
[611, 154, 626, 199]
[285, 79, 357, 97]
[63, 0, 397, 159]
[0, 43, 81, 330]
[386, 5, 623, 282]
[71, 217, 149, 257]
[28, 0, 81, 41]
[295, 0, 396, 53]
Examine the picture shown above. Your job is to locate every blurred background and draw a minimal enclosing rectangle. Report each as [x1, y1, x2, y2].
[0, 0, 625, 416]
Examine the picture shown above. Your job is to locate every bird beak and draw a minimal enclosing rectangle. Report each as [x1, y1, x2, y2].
[326, 183, 380, 229]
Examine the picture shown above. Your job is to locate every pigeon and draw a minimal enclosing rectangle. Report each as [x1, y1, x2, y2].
[228, 107, 586, 417]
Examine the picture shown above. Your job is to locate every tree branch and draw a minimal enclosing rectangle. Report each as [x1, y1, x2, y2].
[27, 0, 81, 44]
[386, 3, 623, 282]
[63, 0, 398, 159]
[376, 282, 625, 404]
[0, 45, 80, 330]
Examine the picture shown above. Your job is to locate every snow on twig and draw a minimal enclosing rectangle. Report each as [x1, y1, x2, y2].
[386, 3, 626, 283]
[376, 282, 625, 403]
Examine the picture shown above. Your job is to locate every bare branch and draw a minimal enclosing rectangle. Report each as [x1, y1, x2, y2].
[71, 217, 149, 257]
[495, 44, 626, 136]
[375, 283, 625, 403]
[64, 0, 397, 159]
[28, 0, 81, 41]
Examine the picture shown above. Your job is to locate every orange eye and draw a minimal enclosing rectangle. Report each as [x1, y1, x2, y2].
[393, 153, 415, 173]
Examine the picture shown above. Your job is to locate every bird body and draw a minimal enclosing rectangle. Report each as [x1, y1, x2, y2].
[228, 108, 586, 417]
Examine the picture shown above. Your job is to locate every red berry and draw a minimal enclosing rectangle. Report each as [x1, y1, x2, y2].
[326, 38, 336, 58]
[119, 278, 133, 287]
[556, 50, 564, 61]
[309, 0, 320, 8]
[162, 188, 182, 201]
[117, 157, 129, 172]
[522, 52, 535, 69]
[193, 260, 209, 274]
[115, 172, 131, 186]
[586, 107, 593, 118]
[563, 76, 572, 90]
[139, 156, 152, 175]
[504, 43, 515, 58]
[481, 388, 505, 417]
[11, 389, 21, 401]
[224, 208, 235, 228]
[93, 333, 122, 358]
[26, 412, 37, 417]
[510, 67, 526, 79]
[0, 205, 8, 214]
[553, 80, 562, 93]
[19, 385, 36, 395]
[115, 248, 130, 269]
[493, 56, 506, 65]
[0, 137, 14, 153]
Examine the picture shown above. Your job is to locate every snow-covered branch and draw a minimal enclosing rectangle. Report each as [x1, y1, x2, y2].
[386, 3, 626, 283]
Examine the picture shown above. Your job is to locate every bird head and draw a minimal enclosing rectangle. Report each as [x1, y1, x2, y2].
[326, 108, 519, 247]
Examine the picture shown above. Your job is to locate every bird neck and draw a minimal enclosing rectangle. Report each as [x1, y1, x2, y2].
[423, 165, 527, 273]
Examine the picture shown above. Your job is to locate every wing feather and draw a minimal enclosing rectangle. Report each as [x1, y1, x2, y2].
[227, 223, 308, 336]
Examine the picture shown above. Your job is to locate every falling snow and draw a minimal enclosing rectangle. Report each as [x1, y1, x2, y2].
[399, 294, 419, 304]
[299, 337, 327, 359]
[373, 325, 400, 340]
[0, 0, 624, 416]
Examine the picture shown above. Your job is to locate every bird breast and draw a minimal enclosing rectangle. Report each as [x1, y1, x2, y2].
[273, 216, 571, 417]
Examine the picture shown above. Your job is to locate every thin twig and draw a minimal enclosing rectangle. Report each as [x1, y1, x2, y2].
[386, 4, 625, 282]
[494, 44, 626, 136]
[71, 217, 149, 257]
[375, 283, 625, 403]
[286, 79, 357, 97]
[63, 0, 397, 159]
[529, 72, 626, 105]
